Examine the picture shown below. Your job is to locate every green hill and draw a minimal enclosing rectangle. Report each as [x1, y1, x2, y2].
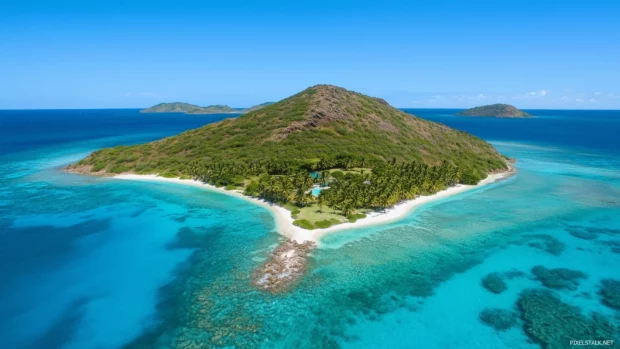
[76, 84, 506, 176]
[456, 104, 531, 118]
[73, 84, 507, 177]
[69, 85, 509, 228]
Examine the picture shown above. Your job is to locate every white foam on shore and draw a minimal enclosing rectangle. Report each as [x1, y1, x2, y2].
[114, 170, 514, 244]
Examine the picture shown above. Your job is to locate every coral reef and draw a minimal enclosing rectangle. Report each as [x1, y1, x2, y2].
[523, 234, 565, 256]
[601, 240, 620, 254]
[517, 289, 618, 349]
[567, 225, 620, 240]
[481, 272, 508, 294]
[479, 308, 517, 331]
[531, 266, 587, 290]
[599, 279, 620, 310]
[566, 226, 599, 240]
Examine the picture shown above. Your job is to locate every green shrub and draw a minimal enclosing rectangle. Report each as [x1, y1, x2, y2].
[244, 180, 260, 196]
[92, 163, 106, 172]
[162, 171, 178, 178]
[293, 219, 315, 230]
[109, 164, 129, 174]
[314, 218, 341, 229]
[460, 169, 482, 185]
[331, 170, 344, 179]
[347, 213, 366, 223]
[291, 208, 301, 219]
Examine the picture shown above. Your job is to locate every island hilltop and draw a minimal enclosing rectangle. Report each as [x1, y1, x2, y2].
[69, 85, 510, 231]
[456, 103, 532, 118]
[141, 102, 274, 114]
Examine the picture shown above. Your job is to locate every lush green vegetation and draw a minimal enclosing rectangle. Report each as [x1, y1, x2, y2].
[71, 85, 509, 228]
[456, 103, 531, 118]
[185, 157, 462, 219]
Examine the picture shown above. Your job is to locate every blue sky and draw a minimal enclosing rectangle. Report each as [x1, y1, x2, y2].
[1, 0, 619, 109]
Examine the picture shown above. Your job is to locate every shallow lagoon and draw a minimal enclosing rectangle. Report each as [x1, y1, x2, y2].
[0, 109, 618, 348]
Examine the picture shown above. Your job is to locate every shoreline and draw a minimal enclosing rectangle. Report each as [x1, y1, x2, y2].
[114, 169, 515, 244]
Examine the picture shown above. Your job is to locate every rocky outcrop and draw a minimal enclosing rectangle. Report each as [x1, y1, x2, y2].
[252, 239, 316, 293]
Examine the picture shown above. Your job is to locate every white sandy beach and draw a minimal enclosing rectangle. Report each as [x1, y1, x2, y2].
[114, 170, 513, 244]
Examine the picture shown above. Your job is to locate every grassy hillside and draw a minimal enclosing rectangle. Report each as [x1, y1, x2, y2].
[456, 104, 531, 117]
[72, 85, 507, 179]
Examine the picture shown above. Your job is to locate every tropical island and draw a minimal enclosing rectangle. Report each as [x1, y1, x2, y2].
[140, 102, 274, 114]
[456, 103, 532, 118]
[69, 85, 513, 239]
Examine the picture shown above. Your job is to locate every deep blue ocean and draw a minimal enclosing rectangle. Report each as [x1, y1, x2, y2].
[1, 109, 619, 348]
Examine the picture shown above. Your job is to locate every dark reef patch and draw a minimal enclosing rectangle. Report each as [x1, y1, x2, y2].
[567, 225, 620, 240]
[0, 219, 111, 286]
[531, 266, 587, 290]
[28, 297, 91, 349]
[479, 308, 517, 331]
[600, 240, 620, 254]
[166, 225, 225, 250]
[599, 279, 620, 310]
[566, 227, 599, 240]
[517, 289, 617, 348]
[481, 273, 507, 294]
[523, 234, 565, 256]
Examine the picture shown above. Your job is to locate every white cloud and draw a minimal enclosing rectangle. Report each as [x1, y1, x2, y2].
[560, 96, 569, 101]
[521, 90, 548, 99]
[589, 98, 597, 103]
[576, 98, 584, 103]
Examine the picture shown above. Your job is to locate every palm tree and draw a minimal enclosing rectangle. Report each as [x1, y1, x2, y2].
[317, 194, 325, 213]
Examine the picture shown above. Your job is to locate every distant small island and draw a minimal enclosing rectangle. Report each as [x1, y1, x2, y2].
[140, 102, 274, 115]
[456, 104, 532, 118]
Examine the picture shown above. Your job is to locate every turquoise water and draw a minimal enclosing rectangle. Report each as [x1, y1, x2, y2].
[311, 187, 324, 196]
[0, 109, 619, 348]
